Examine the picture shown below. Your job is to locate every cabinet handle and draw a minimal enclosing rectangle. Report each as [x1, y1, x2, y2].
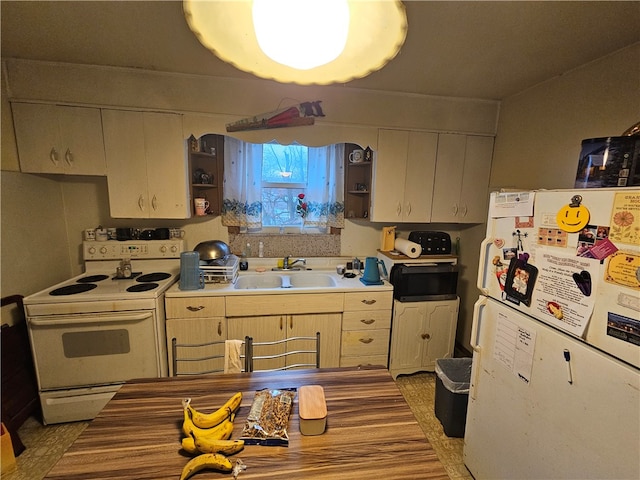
[396, 202, 402, 216]
[359, 337, 374, 344]
[289, 315, 293, 329]
[65, 148, 73, 166]
[152, 195, 158, 211]
[406, 202, 411, 216]
[361, 299, 376, 305]
[280, 316, 283, 330]
[360, 318, 375, 325]
[138, 195, 145, 211]
[186, 305, 205, 311]
[49, 147, 59, 165]
[218, 321, 222, 336]
[421, 333, 431, 340]
[460, 204, 468, 217]
[452, 203, 459, 216]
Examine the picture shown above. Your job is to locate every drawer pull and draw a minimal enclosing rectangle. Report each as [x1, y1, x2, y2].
[361, 299, 377, 305]
[421, 333, 431, 340]
[186, 305, 205, 312]
[218, 321, 222, 336]
[360, 318, 375, 325]
[359, 337, 374, 344]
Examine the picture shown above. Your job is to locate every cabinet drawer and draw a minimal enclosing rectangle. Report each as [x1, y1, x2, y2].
[166, 297, 225, 319]
[340, 355, 388, 368]
[344, 291, 393, 311]
[342, 310, 391, 331]
[226, 293, 343, 317]
[341, 329, 390, 357]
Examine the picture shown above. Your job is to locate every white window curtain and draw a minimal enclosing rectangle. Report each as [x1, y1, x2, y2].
[305, 143, 345, 228]
[222, 137, 264, 228]
[222, 138, 345, 230]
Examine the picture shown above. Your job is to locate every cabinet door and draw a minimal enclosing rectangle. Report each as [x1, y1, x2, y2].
[288, 313, 341, 368]
[103, 110, 150, 217]
[459, 136, 493, 223]
[371, 129, 408, 221]
[227, 315, 285, 371]
[403, 131, 438, 222]
[166, 317, 226, 376]
[389, 302, 427, 375]
[143, 112, 190, 219]
[431, 133, 466, 222]
[421, 299, 459, 370]
[57, 106, 106, 175]
[13, 103, 106, 175]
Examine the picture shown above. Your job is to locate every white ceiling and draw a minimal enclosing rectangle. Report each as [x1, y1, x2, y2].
[2, 1, 639, 100]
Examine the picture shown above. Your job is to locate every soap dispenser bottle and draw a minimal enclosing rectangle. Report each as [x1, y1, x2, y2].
[239, 243, 250, 271]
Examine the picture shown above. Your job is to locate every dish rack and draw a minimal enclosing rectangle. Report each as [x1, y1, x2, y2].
[201, 255, 239, 284]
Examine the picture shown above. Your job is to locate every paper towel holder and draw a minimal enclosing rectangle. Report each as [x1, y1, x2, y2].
[381, 226, 396, 251]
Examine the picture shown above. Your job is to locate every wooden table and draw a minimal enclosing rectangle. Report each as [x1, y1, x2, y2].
[45, 367, 448, 480]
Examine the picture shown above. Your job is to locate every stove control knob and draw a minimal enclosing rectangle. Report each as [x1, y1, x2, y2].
[100, 246, 108, 254]
[88, 246, 96, 255]
[160, 245, 167, 253]
[170, 245, 179, 253]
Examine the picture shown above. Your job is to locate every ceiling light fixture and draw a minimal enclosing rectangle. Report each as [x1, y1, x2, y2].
[183, 0, 407, 85]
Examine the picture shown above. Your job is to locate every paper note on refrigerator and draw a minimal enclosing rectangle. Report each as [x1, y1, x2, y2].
[489, 191, 536, 218]
[493, 312, 536, 384]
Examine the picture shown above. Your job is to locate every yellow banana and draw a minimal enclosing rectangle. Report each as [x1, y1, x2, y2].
[194, 437, 245, 456]
[183, 393, 242, 429]
[180, 436, 199, 455]
[179, 453, 232, 480]
[182, 408, 234, 439]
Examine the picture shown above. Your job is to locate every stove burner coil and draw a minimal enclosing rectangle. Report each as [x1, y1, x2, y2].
[127, 283, 159, 292]
[136, 272, 171, 283]
[77, 274, 110, 283]
[49, 283, 98, 296]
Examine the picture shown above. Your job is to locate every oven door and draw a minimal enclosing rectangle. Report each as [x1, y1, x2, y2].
[390, 263, 459, 302]
[28, 310, 161, 389]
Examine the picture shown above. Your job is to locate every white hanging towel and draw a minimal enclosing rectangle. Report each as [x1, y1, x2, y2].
[224, 339, 244, 373]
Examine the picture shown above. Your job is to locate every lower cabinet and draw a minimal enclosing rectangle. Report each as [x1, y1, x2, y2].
[389, 298, 459, 379]
[227, 313, 342, 370]
[165, 296, 226, 376]
[340, 291, 393, 367]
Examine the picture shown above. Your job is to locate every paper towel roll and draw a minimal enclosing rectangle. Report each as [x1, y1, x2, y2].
[394, 238, 421, 258]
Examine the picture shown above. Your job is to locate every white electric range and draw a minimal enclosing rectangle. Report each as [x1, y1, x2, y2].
[24, 240, 185, 424]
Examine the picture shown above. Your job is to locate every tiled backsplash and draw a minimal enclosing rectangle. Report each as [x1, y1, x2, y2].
[229, 233, 341, 258]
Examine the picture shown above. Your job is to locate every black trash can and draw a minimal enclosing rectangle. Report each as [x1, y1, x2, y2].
[434, 357, 472, 438]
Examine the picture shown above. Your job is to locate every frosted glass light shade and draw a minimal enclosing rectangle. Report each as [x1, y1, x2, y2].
[183, 0, 407, 85]
[253, 0, 349, 70]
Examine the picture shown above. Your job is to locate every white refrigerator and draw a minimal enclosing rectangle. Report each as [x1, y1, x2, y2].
[464, 188, 640, 480]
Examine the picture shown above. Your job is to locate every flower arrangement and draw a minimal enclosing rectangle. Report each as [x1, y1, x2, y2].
[296, 193, 308, 219]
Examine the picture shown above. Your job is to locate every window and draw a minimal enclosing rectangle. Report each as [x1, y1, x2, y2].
[222, 138, 345, 232]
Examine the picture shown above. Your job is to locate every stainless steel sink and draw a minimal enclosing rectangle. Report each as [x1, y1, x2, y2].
[234, 273, 337, 290]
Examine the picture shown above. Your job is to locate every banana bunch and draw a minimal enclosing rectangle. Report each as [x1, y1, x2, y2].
[179, 393, 245, 480]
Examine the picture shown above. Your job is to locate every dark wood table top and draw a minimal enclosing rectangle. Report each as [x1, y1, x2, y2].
[45, 367, 448, 480]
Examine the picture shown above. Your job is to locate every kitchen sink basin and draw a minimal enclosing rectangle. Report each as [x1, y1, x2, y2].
[288, 274, 336, 288]
[234, 273, 337, 290]
[235, 274, 283, 289]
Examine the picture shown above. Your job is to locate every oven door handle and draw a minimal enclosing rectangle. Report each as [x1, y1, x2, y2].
[29, 311, 153, 327]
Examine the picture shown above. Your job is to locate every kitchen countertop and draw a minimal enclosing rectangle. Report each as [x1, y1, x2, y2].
[44, 367, 448, 480]
[166, 257, 393, 297]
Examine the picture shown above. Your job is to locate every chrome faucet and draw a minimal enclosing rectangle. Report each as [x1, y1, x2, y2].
[283, 256, 306, 270]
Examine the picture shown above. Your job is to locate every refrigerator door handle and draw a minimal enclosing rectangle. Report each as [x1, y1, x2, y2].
[477, 237, 493, 294]
[469, 297, 487, 400]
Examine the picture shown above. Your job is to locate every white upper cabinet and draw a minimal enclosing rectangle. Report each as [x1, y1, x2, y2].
[102, 110, 190, 219]
[431, 134, 494, 223]
[371, 129, 438, 222]
[12, 102, 106, 175]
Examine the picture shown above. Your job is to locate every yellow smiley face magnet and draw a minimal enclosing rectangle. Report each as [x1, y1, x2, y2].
[556, 195, 590, 233]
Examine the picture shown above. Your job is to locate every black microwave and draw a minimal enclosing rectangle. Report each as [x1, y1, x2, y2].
[389, 263, 458, 302]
